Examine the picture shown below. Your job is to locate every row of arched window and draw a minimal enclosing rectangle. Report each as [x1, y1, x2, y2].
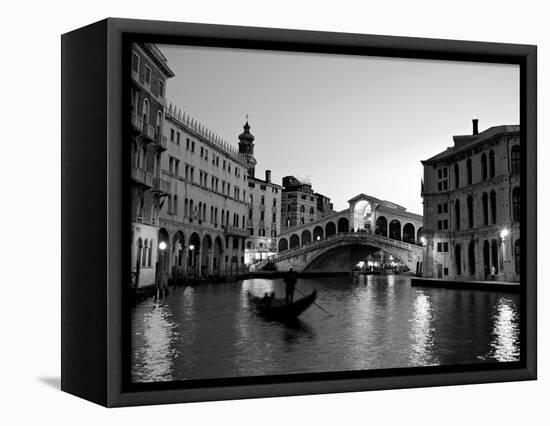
[181, 198, 246, 230]
[288, 204, 316, 215]
[453, 238, 520, 276]
[452, 145, 520, 189]
[132, 94, 163, 137]
[452, 187, 520, 230]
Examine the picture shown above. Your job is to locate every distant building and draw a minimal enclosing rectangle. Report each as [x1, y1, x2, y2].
[236, 122, 282, 264]
[421, 120, 520, 282]
[130, 43, 175, 288]
[280, 176, 334, 232]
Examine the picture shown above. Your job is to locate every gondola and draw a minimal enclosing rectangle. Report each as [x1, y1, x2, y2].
[248, 290, 317, 321]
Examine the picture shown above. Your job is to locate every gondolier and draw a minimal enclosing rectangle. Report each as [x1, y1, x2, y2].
[284, 268, 298, 304]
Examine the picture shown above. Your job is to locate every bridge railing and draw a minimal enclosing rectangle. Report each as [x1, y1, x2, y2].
[251, 231, 423, 270]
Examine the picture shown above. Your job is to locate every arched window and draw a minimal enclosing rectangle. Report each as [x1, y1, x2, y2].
[287, 204, 292, 212]
[491, 239, 499, 274]
[468, 240, 476, 275]
[489, 150, 495, 178]
[512, 187, 520, 222]
[141, 146, 147, 169]
[148, 239, 153, 266]
[136, 238, 143, 268]
[203, 204, 206, 221]
[481, 153, 488, 181]
[142, 239, 148, 267]
[483, 240, 490, 277]
[309, 206, 315, 215]
[511, 145, 520, 174]
[300, 205, 305, 213]
[482, 192, 489, 225]
[156, 111, 162, 138]
[325, 222, 336, 237]
[278, 238, 288, 252]
[189, 200, 194, 219]
[454, 163, 460, 189]
[142, 99, 149, 130]
[514, 239, 520, 274]
[467, 196, 474, 228]
[455, 244, 462, 276]
[490, 190, 497, 224]
[454, 199, 461, 230]
[466, 158, 472, 185]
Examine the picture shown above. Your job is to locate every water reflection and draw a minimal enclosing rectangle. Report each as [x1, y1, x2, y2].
[131, 275, 520, 383]
[409, 291, 438, 366]
[132, 301, 178, 382]
[490, 297, 520, 361]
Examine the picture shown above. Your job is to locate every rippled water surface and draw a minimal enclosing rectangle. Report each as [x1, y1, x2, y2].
[131, 275, 520, 383]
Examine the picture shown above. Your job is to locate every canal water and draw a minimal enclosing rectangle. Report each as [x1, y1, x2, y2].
[131, 275, 520, 383]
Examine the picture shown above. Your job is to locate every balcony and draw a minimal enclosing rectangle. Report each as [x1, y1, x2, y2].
[224, 226, 249, 238]
[131, 166, 153, 188]
[131, 113, 143, 133]
[151, 133, 167, 151]
[152, 177, 170, 195]
[139, 123, 156, 142]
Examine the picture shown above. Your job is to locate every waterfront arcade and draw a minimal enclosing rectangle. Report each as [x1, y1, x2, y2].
[421, 120, 520, 282]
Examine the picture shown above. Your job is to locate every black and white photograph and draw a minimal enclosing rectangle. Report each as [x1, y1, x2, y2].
[128, 42, 522, 384]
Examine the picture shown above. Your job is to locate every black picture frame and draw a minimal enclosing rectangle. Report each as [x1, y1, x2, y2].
[61, 18, 537, 407]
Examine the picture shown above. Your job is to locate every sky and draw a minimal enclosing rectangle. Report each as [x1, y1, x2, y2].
[159, 44, 519, 214]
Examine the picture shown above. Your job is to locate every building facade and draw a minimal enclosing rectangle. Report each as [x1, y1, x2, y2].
[130, 43, 175, 288]
[156, 106, 251, 284]
[235, 122, 283, 265]
[280, 176, 335, 232]
[421, 120, 520, 282]
[245, 169, 282, 264]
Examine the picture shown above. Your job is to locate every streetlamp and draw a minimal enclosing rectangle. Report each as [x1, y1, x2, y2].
[420, 236, 427, 247]
[157, 241, 167, 298]
[189, 244, 195, 278]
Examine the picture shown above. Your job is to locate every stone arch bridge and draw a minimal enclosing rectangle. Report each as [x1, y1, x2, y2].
[251, 231, 423, 273]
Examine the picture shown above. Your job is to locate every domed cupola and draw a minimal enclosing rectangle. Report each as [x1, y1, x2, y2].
[238, 117, 257, 177]
[238, 120, 255, 153]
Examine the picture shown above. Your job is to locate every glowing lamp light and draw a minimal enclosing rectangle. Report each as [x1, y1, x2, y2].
[158, 241, 167, 251]
[189, 244, 195, 251]
[420, 237, 427, 246]
[500, 229, 509, 239]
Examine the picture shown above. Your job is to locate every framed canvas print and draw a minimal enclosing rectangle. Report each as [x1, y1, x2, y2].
[61, 18, 537, 407]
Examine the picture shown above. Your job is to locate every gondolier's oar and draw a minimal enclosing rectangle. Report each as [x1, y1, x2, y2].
[294, 287, 333, 317]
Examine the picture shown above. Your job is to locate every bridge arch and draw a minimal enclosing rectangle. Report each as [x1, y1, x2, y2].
[325, 221, 336, 237]
[301, 229, 312, 245]
[375, 216, 387, 237]
[389, 219, 402, 241]
[403, 223, 415, 244]
[337, 217, 349, 233]
[313, 225, 324, 241]
[289, 234, 300, 249]
[278, 237, 288, 252]
[297, 237, 420, 273]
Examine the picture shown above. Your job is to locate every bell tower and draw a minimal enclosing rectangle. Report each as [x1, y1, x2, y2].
[238, 116, 257, 177]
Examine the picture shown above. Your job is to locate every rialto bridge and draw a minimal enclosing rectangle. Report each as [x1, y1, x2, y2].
[251, 194, 424, 273]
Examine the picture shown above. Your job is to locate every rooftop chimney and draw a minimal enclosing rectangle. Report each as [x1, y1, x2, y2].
[265, 170, 271, 183]
[472, 119, 479, 135]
